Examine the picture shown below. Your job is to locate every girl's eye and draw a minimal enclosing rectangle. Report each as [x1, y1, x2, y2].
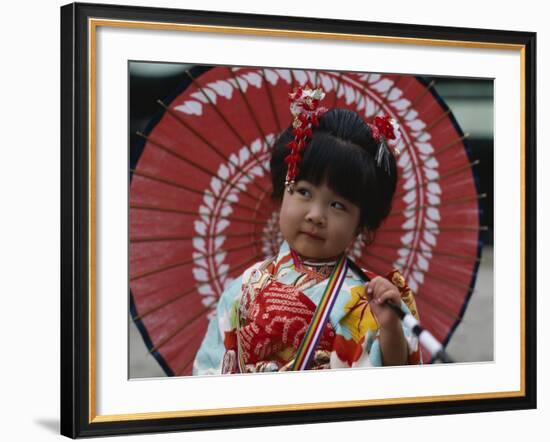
[297, 188, 311, 198]
[331, 201, 346, 210]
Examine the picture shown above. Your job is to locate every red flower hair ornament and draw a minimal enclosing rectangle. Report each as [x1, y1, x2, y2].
[284, 86, 328, 191]
[367, 115, 402, 173]
[284, 87, 402, 192]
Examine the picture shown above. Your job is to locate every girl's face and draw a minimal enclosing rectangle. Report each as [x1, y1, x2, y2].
[279, 180, 361, 260]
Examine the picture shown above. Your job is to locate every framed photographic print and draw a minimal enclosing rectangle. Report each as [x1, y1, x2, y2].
[60, 2, 536, 438]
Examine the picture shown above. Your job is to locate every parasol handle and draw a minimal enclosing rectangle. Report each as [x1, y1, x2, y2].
[385, 302, 454, 364]
[346, 258, 454, 364]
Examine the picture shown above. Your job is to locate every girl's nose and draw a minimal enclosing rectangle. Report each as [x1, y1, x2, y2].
[306, 205, 326, 226]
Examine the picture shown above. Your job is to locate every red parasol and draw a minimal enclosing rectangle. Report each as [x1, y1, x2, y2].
[129, 66, 483, 376]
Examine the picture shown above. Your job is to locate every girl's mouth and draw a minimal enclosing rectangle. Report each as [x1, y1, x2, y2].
[300, 231, 324, 241]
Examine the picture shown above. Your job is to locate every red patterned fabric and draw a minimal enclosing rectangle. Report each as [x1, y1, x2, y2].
[237, 280, 335, 365]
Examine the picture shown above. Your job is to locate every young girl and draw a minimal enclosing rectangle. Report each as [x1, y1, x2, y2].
[193, 87, 421, 375]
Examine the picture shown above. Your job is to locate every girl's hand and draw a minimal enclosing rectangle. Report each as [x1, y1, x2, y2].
[366, 276, 402, 329]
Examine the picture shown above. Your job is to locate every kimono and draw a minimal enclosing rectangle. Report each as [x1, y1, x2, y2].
[193, 241, 422, 375]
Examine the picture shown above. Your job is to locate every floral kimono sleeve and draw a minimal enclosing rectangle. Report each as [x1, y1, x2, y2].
[332, 269, 422, 368]
[192, 277, 242, 375]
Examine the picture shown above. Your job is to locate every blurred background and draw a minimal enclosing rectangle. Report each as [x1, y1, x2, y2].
[128, 63, 494, 378]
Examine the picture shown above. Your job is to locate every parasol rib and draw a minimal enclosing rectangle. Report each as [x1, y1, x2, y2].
[382, 225, 488, 233]
[157, 99, 268, 195]
[150, 300, 215, 353]
[360, 251, 473, 292]
[308, 69, 318, 88]
[401, 134, 471, 176]
[136, 131, 264, 203]
[131, 231, 259, 243]
[394, 160, 482, 198]
[403, 107, 453, 147]
[289, 69, 299, 93]
[130, 240, 263, 282]
[423, 191, 486, 209]
[372, 241, 481, 262]
[425, 109, 452, 132]
[130, 202, 267, 225]
[227, 68, 274, 148]
[389, 193, 487, 217]
[415, 268, 475, 294]
[260, 68, 282, 133]
[371, 75, 404, 118]
[175, 357, 196, 377]
[331, 71, 344, 108]
[402, 80, 436, 120]
[131, 168, 262, 215]
[188, 69, 272, 175]
[174, 337, 205, 376]
[133, 253, 262, 321]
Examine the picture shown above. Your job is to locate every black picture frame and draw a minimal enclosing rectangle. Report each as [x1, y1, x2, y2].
[61, 2, 537, 438]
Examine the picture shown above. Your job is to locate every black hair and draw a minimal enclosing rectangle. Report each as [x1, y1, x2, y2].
[270, 108, 398, 234]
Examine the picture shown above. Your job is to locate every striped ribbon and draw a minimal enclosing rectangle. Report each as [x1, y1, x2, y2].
[291, 254, 348, 371]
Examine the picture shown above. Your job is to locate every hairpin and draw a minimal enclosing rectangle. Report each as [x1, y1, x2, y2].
[368, 115, 401, 173]
[285, 86, 328, 191]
